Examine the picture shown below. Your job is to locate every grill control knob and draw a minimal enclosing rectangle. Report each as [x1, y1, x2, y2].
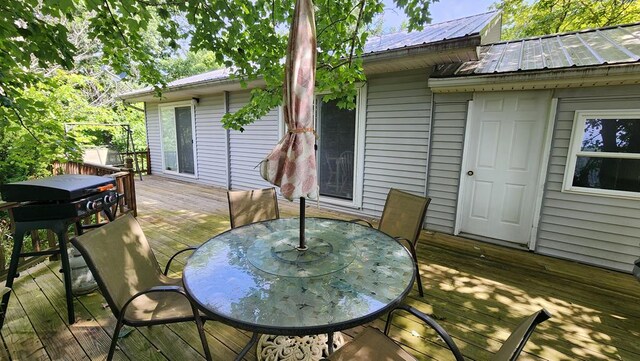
[86, 201, 95, 211]
[93, 199, 104, 210]
[104, 194, 116, 203]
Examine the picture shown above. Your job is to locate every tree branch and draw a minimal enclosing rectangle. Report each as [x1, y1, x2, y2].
[10, 108, 41, 144]
[347, 0, 367, 67]
[103, 0, 131, 48]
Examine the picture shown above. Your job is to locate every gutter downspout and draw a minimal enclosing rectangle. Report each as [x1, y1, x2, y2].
[224, 91, 231, 190]
[425, 80, 435, 198]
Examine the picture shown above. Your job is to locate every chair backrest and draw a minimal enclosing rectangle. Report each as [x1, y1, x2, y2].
[227, 187, 280, 228]
[378, 188, 431, 245]
[492, 309, 552, 361]
[70, 214, 163, 315]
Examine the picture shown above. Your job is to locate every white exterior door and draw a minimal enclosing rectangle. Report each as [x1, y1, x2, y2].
[459, 91, 550, 245]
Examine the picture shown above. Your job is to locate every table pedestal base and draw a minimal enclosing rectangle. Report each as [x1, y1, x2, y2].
[257, 332, 345, 361]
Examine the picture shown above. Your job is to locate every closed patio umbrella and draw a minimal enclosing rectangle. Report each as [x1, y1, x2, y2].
[260, 0, 317, 249]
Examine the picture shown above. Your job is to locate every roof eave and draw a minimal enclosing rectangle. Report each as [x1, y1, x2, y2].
[428, 63, 640, 93]
[362, 35, 482, 62]
[122, 35, 484, 102]
[120, 76, 247, 102]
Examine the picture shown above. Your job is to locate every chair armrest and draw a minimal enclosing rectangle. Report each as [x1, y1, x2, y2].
[385, 304, 465, 361]
[120, 285, 188, 316]
[119, 285, 209, 322]
[164, 247, 198, 275]
[349, 219, 373, 228]
[394, 237, 417, 256]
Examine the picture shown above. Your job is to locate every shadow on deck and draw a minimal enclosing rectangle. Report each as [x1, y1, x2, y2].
[1, 175, 639, 360]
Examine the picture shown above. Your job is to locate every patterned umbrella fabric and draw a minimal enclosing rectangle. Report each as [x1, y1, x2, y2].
[260, 0, 317, 202]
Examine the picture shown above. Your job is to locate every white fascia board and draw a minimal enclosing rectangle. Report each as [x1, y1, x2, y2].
[121, 78, 266, 103]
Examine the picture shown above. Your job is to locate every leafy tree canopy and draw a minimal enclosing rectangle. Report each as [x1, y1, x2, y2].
[159, 50, 220, 82]
[0, 70, 144, 184]
[494, 0, 640, 40]
[1, 0, 438, 134]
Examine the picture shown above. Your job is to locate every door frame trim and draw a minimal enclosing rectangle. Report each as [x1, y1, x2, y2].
[454, 91, 554, 247]
[158, 99, 198, 178]
[454, 99, 474, 236]
[528, 97, 557, 250]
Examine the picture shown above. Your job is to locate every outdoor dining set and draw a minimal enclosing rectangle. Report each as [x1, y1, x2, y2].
[69, 186, 550, 361]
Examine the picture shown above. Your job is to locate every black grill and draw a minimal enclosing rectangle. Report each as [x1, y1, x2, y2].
[0, 174, 121, 329]
[1, 174, 118, 222]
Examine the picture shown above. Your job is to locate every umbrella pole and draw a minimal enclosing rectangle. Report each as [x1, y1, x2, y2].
[299, 197, 307, 250]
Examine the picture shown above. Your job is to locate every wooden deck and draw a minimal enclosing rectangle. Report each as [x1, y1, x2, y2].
[1, 175, 639, 360]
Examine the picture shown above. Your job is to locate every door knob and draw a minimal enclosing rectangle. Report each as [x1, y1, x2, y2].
[467, 170, 474, 176]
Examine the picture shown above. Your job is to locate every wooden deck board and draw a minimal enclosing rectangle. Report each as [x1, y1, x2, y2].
[1, 175, 639, 361]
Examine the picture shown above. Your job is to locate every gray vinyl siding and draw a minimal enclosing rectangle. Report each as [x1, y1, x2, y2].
[425, 93, 472, 233]
[537, 85, 640, 272]
[228, 91, 280, 190]
[360, 70, 432, 216]
[194, 94, 227, 186]
[145, 103, 163, 175]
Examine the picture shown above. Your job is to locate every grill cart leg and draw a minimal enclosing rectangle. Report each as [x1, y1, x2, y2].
[55, 224, 75, 324]
[0, 223, 27, 329]
[0, 221, 76, 329]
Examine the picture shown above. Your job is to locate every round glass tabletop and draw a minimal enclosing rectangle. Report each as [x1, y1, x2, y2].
[183, 217, 415, 335]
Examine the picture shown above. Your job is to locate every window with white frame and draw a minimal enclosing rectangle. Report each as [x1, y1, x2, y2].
[314, 86, 366, 207]
[563, 110, 640, 198]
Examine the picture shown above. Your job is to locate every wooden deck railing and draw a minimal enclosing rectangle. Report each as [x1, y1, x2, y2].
[53, 161, 138, 217]
[120, 148, 151, 175]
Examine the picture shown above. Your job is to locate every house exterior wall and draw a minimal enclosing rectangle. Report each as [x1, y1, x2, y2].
[537, 85, 640, 272]
[360, 69, 432, 216]
[145, 103, 163, 175]
[194, 94, 228, 187]
[429, 85, 640, 272]
[228, 91, 280, 190]
[426, 92, 472, 233]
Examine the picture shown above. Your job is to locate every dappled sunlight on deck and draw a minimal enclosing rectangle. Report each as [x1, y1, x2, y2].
[1, 175, 638, 360]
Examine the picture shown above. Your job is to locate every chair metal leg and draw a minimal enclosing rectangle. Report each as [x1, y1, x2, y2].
[408, 244, 424, 297]
[192, 306, 212, 361]
[108, 318, 125, 360]
[236, 332, 259, 361]
[415, 262, 424, 297]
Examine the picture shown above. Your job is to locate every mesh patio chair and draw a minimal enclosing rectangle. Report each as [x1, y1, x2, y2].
[71, 214, 212, 361]
[352, 188, 431, 296]
[227, 187, 280, 229]
[326, 305, 551, 361]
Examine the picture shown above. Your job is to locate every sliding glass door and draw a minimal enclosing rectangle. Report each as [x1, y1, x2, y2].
[159, 103, 195, 175]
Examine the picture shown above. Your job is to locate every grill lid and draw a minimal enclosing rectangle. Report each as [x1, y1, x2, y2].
[1, 174, 116, 202]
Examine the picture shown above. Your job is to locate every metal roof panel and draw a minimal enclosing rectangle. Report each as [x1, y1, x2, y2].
[363, 11, 499, 54]
[438, 23, 640, 77]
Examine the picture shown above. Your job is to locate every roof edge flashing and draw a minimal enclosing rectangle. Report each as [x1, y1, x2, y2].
[361, 35, 482, 62]
[428, 64, 640, 92]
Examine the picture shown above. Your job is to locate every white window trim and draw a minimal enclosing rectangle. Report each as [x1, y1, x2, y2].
[314, 84, 367, 208]
[158, 100, 198, 178]
[563, 109, 640, 200]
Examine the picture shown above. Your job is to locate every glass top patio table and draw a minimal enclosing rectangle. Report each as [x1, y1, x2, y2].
[183, 217, 416, 336]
